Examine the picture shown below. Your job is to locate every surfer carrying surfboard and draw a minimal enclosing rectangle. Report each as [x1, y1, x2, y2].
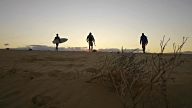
[140, 33, 148, 53]
[86, 32, 95, 52]
[54, 34, 61, 51]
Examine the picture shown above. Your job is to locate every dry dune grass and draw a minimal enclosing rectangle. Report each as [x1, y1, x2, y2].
[78, 37, 191, 108]
[0, 37, 191, 108]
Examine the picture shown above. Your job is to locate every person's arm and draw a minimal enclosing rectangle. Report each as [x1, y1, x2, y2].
[58, 37, 61, 43]
[93, 36, 95, 42]
[93, 36, 96, 46]
[86, 36, 89, 42]
[146, 36, 148, 43]
[140, 37, 142, 44]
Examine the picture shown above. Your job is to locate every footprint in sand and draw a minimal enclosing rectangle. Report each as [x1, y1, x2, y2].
[31, 94, 60, 107]
[31, 94, 53, 106]
[48, 70, 61, 77]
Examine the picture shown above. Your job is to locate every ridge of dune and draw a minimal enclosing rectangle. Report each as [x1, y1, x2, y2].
[0, 50, 192, 108]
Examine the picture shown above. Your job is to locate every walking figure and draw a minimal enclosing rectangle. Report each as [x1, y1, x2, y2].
[54, 34, 61, 51]
[140, 33, 148, 53]
[86, 32, 95, 52]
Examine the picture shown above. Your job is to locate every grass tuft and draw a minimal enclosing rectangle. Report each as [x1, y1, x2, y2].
[82, 36, 188, 108]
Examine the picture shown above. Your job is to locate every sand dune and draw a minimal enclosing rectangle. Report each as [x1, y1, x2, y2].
[0, 50, 192, 108]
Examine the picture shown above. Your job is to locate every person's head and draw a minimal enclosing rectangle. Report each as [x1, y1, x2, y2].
[56, 34, 59, 36]
[89, 32, 92, 35]
[142, 33, 144, 36]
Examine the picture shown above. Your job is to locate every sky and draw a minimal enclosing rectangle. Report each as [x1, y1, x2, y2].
[0, 0, 192, 53]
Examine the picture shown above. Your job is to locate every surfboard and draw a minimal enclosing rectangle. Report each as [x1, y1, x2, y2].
[52, 38, 68, 44]
[145, 42, 148, 46]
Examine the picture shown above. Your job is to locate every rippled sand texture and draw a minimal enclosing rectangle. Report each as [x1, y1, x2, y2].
[0, 50, 192, 108]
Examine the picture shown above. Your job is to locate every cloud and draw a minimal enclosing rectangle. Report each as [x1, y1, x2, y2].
[28, 45, 88, 51]
[28, 45, 55, 50]
[9, 44, 145, 53]
[97, 48, 143, 53]
[4, 43, 9, 46]
[98, 48, 120, 52]
[167, 51, 192, 54]
[11, 45, 88, 51]
[181, 51, 192, 54]
[9, 44, 191, 54]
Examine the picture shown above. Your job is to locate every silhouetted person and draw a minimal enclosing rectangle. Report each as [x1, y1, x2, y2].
[86, 32, 95, 52]
[54, 34, 61, 51]
[140, 33, 148, 53]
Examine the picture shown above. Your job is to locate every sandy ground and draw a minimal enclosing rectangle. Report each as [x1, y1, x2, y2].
[0, 50, 192, 108]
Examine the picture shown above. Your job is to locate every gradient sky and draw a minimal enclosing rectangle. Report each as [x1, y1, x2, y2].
[0, 0, 191, 52]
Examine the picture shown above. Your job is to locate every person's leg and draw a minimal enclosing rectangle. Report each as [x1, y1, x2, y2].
[142, 44, 145, 53]
[143, 46, 145, 53]
[89, 41, 93, 52]
[90, 41, 93, 52]
[88, 42, 90, 52]
[56, 43, 58, 51]
[91, 46, 93, 52]
[89, 45, 90, 52]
